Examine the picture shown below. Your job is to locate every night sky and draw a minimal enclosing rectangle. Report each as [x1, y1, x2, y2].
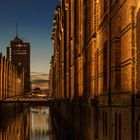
[0, 0, 60, 89]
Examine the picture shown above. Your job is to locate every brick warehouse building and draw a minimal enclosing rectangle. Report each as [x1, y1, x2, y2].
[0, 53, 24, 99]
[50, 0, 140, 140]
[7, 36, 31, 93]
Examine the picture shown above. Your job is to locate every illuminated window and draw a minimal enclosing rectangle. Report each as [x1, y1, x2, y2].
[18, 44, 22, 47]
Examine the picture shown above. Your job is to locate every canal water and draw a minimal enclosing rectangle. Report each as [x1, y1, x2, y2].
[0, 105, 56, 140]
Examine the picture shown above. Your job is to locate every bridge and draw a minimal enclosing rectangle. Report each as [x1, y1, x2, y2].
[1, 95, 55, 104]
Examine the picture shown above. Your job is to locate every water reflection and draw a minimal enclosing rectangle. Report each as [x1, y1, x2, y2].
[0, 105, 55, 140]
[30, 106, 55, 140]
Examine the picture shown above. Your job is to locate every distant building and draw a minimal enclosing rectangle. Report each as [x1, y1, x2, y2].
[7, 36, 31, 93]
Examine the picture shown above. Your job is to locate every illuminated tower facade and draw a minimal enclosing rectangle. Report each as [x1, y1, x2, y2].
[7, 36, 31, 93]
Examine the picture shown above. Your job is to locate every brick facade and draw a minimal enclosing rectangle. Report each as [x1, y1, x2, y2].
[50, 0, 140, 139]
[0, 53, 24, 100]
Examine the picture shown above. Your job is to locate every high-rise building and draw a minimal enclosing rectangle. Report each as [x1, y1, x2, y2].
[7, 36, 31, 93]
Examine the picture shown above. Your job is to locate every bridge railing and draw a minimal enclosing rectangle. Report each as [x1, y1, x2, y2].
[1, 94, 55, 103]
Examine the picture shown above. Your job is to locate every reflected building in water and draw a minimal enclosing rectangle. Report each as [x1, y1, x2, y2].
[0, 106, 55, 140]
[0, 108, 30, 140]
[30, 107, 53, 140]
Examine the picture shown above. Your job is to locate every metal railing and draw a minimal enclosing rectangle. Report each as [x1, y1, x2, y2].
[1, 94, 55, 103]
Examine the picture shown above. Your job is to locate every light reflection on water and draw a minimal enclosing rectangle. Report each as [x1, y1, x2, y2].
[30, 106, 55, 140]
[0, 105, 55, 140]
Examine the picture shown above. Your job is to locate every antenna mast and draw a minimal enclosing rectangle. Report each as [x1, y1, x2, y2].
[16, 23, 18, 37]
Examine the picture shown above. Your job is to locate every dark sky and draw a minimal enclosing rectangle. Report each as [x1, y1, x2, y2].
[0, 0, 60, 88]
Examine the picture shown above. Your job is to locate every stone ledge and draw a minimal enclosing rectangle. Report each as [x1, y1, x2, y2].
[111, 94, 131, 106]
[98, 94, 109, 106]
[98, 93, 132, 106]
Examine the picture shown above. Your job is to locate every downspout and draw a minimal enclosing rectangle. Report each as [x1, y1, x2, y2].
[108, 0, 111, 106]
[108, 1, 112, 140]
[131, 4, 136, 140]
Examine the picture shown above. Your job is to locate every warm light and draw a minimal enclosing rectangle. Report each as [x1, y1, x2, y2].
[53, 20, 56, 23]
[17, 78, 21, 83]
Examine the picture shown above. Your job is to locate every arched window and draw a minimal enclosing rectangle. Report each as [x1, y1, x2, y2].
[103, 41, 107, 92]
[112, 16, 121, 92]
[114, 34, 121, 90]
